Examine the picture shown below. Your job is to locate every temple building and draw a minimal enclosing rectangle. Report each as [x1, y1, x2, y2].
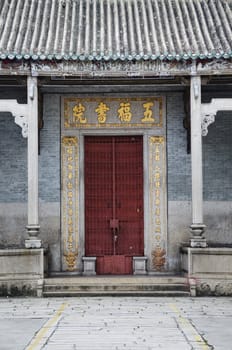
[0, 0, 231, 296]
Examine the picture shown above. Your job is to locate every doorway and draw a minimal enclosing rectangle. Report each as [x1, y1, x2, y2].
[84, 136, 144, 274]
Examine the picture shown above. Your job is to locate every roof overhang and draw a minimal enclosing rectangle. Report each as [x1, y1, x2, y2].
[0, 58, 232, 78]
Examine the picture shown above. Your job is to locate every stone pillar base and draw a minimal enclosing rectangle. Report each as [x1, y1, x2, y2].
[190, 237, 207, 248]
[133, 256, 147, 275]
[190, 224, 207, 248]
[26, 225, 41, 248]
[25, 239, 42, 249]
[82, 257, 96, 276]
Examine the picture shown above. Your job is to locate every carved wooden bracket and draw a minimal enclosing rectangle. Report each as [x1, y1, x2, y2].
[201, 98, 232, 136]
[14, 114, 28, 138]
[0, 100, 28, 138]
[201, 113, 215, 136]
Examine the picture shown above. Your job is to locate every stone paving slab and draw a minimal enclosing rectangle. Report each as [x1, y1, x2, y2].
[0, 297, 232, 349]
[0, 319, 46, 350]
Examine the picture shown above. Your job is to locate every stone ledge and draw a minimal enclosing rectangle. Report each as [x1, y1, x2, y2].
[0, 279, 43, 297]
[181, 246, 232, 296]
[0, 248, 46, 296]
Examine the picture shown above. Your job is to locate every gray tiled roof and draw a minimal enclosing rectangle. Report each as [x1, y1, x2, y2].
[0, 0, 232, 62]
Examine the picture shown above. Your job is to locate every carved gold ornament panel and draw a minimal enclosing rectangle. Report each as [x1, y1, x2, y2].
[62, 136, 79, 271]
[149, 136, 167, 271]
[64, 97, 163, 129]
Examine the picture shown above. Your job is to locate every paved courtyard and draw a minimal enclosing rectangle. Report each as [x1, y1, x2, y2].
[0, 297, 232, 350]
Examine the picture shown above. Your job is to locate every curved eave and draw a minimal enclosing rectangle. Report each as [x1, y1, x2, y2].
[1, 51, 232, 62]
[0, 0, 232, 65]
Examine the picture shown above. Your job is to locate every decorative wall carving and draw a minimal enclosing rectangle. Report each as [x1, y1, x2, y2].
[197, 280, 232, 296]
[152, 248, 166, 270]
[201, 98, 232, 136]
[61, 136, 79, 271]
[14, 115, 28, 138]
[201, 113, 215, 136]
[1, 59, 231, 77]
[149, 136, 167, 271]
[0, 100, 28, 138]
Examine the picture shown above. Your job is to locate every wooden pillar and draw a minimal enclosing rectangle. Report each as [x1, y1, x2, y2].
[190, 76, 206, 247]
[25, 76, 41, 248]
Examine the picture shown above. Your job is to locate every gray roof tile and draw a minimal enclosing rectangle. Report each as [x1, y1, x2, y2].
[0, 0, 232, 61]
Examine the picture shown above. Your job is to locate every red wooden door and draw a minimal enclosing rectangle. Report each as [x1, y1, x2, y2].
[85, 136, 144, 274]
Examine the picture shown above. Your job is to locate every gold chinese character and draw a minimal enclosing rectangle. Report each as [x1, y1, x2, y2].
[68, 225, 73, 234]
[67, 182, 73, 189]
[68, 234, 73, 243]
[68, 156, 73, 161]
[155, 189, 160, 197]
[118, 102, 132, 122]
[68, 209, 73, 216]
[68, 172, 73, 180]
[155, 146, 160, 161]
[68, 217, 73, 225]
[155, 226, 161, 233]
[155, 181, 160, 188]
[68, 191, 73, 198]
[155, 198, 160, 205]
[67, 147, 73, 155]
[95, 102, 109, 124]
[155, 217, 161, 225]
[155, 207, 160, 216]
[73, 103, 87, 124]
[142, 102, 154, 122]
[155, 172, 160, 180]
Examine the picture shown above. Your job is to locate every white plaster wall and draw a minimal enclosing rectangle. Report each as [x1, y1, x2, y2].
[167, 201, 232, 271]
[167, 201, 191, 271]
[204, 201, 232, 244]
[0, 203, 61, 271]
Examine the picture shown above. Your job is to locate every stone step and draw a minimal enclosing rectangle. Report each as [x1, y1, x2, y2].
[43, 276, 190, 297]
[43, 290, 190, 297]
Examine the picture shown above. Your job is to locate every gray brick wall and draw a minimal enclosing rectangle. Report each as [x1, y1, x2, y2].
[167, 94, 232, 201]
[167, 93, 192, 201]
[203, 112, 232, 201]
[39, 94, 60, 202]
[0, 112, 27, 202]
[0, 94, 61, 203]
